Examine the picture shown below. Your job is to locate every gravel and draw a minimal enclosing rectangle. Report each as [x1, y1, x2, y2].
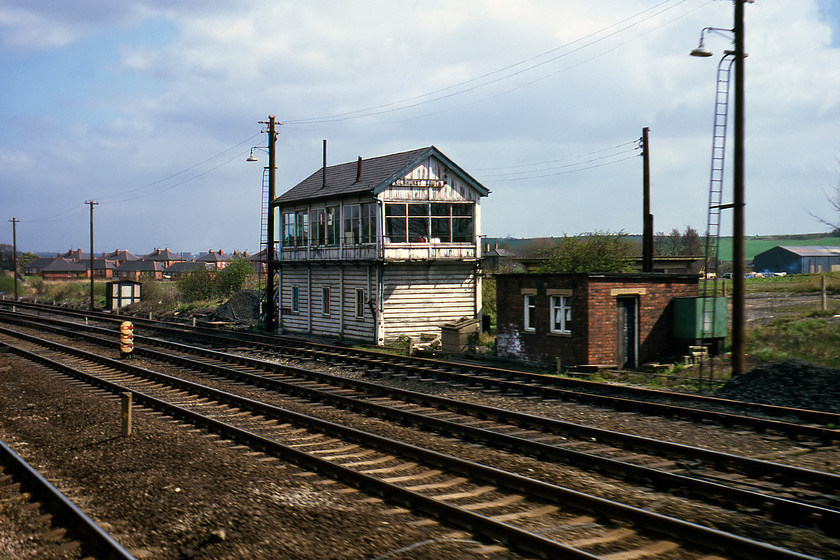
[207, 290, 260, 324]
[717, 359, 840, 414]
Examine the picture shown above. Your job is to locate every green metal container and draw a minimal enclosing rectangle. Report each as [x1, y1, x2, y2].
[673, 296, 728, 339]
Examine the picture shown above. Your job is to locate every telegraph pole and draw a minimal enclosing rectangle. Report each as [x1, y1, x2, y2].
[641, 127, 654, 273]
[265, 116, 278, 332]
[85, 200, 99, 311]
[8, 218, 19, 300]
[731, 0, 746, 376]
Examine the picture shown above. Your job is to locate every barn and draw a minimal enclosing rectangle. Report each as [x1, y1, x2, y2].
[495, 272, 699, 369]
[272, 146, 489, 344]
[752, 246, 840, 275]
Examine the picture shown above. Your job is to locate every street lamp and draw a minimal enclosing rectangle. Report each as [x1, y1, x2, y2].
[692, 1, 750, 376]
[247, 116, 280, 333]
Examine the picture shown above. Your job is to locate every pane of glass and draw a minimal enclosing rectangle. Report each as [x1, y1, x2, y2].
[386, 217, 406, 242]
[408, 217, 429, 242]
[451, 204, 473, 216]
[362, 204, 375, 243]
[431, 218, 451, 242]
[326, 208, 337, 245]
[385, 203, 405, 216]
[431, 203, 450, 216]
[408, 203, 429, 216]
[452, 217, 473, 242]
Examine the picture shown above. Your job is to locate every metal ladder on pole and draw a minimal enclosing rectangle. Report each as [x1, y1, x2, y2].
[700, 52, 736, 387]
[259, 167, 270, 321]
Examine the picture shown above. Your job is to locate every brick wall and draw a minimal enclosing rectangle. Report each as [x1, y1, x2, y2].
[495, 273, 699, 368]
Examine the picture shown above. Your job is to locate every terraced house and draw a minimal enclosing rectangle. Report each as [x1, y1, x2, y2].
[272, 146, 489, 344]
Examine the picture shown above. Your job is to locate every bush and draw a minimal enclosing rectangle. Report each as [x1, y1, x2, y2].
[216, 257, 255, 297]
[177, 266, 217, 302]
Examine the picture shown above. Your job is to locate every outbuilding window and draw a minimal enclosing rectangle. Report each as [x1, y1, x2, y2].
[550, 295, 571, 334]
[524, 294, 536, 331]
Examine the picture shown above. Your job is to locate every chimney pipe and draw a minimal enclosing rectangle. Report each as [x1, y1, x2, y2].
[322, 139, 327, 189]
[356, 156, 362, 183]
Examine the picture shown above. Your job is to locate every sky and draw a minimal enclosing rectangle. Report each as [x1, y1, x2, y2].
[1, 0, 839, 255]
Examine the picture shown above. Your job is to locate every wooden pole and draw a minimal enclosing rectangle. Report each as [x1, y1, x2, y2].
[822, 275, 827, 313]
[121, 392, 133, 437]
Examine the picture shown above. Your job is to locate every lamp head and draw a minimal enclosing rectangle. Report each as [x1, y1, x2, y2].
[246, 149, 259, 162]
[690, 38, 713, 57]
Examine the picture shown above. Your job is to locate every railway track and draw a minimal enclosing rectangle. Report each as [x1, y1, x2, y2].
[2, 312, 840, 535]
[0, 435, 135, 559]
[3, 300, 838, 443]
[0, 320, 836, 558]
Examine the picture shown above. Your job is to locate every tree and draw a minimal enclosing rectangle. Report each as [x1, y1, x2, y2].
[216, 257, 254, 297]
[536, 231, 635, 273]
[810, 157, 840, 232]
[681, 226, 703, 256]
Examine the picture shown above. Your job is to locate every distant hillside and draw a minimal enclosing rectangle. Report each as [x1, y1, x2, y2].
[486, 233, 840, 262]
[719, 234, 840, 262]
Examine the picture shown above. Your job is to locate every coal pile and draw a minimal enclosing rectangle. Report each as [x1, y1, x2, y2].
[208, 289, 261, 324]
[716, 359, 840, 413]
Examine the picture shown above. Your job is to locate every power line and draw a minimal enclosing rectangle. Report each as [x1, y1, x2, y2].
[282, 0, 699, 125]
[489, 152, 640, 182]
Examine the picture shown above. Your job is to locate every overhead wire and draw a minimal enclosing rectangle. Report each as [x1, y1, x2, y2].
[21, 131, 263, 225]
[283, 0, 697, 125]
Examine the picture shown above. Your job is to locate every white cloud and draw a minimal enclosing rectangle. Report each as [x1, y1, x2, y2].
[1, 0, 839, 253]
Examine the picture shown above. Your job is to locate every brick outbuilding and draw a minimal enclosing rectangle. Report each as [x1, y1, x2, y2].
[495, 273, 699, 369]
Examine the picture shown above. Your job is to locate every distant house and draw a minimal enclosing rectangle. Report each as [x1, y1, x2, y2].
[142, 248, 185, 269]
[196, 249, 231, 270]
[103, 249, 141, 263]
[61, 248, 90, 261]
[24, 256, 62, 276]
[91, 258, 117, 279]
[753, 246, 840, 275]
[249, 247, 279, 275]
[273, 145, 489, 344]
[115, 260, 164, 280]
[495, 272, 699, 369]
[41, 258, 88, 281]
[164, 261, 207, 279]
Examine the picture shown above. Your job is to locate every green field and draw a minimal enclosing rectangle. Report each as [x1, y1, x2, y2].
[717, 234, 840, 262]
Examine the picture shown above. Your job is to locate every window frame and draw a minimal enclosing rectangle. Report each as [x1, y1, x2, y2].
[322, 286, 331, 316]
[355, 288, 365, 319]
[524, 294, 536, 332]
[550, 295, 572, 334]
[291, 285, 299, 313]
[384, 202, 473, 244]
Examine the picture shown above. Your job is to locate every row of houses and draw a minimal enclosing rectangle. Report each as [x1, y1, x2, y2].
[24, 248, 255, 281]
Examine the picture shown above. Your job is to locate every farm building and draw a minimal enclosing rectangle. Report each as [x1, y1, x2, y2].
[495, 272, 699, 369]
[753, 246, 840, 275]
[272, 146, 489, 344]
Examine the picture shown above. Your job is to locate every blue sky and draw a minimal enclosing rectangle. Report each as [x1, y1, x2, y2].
[1, 0, 839, 254]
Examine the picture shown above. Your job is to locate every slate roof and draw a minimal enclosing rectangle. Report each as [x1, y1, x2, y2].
[42, 257, 87, 272]
[274, 146, 489, 205]
[774, 246, 840, 257]
[164, 261, 208, 273]
[25, 256, 61, 270]
[103, 249, 140, 262]
[61, 249, 90, 261]
[196, 250, 231, 263]
[143, 248, 185, 262]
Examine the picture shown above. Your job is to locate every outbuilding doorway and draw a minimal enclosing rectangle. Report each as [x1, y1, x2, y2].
[616, 297, 638, 369]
